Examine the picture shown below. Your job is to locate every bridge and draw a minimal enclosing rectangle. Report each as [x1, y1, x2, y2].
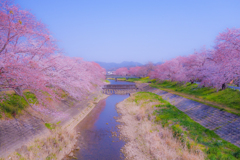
[105, 75, 139, 79]
[102, 84, 138, 95]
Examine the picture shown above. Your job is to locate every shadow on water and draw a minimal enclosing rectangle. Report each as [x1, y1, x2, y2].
[67, 79, 132, 160]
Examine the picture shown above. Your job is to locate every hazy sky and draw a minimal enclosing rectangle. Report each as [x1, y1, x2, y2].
[15, 0, 240, 64]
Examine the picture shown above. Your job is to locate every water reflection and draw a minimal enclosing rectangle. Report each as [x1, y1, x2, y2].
[67, 80, 132, 159]
[108, 79, 134, 84]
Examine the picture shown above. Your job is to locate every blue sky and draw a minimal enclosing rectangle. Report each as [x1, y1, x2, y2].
[15, 0, 240, 64]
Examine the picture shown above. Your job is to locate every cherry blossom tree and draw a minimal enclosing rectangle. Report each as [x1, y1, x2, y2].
[150, 28, 240, 90]
[41, 55, 106, 101]
[210, 28, 240, 89]
[129, 66, 142, 77]
[128, 62, 155, 77]
[182, 48, 213, 84]
[0, 0, 57, 102]
[191, 28, 240, 89]
[151, 57, 186, 82]
[144, 62, 155, 77]
[0, 1, 106, 109]
[115, 67, 129, 76]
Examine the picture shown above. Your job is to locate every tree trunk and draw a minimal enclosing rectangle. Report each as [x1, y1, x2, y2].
[222, 83, 226, 90]
[190, 80, 194, 84]
[14, 87, 23, 96]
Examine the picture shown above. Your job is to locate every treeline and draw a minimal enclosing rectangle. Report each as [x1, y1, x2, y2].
[116, 28, 240, 90]
[0, 1, 106, 107]
[115, 62, 154, 77]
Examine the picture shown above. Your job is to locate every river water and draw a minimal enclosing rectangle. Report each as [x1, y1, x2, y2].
[67, 79, 133, 160]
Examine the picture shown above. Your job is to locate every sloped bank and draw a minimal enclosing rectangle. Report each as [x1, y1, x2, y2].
[116, 92, 204, 160]
[132, 82, 240, 148]
[0, 91, 108, 160]
[150, 89, 240, 148]
[117, 92, 240, 160]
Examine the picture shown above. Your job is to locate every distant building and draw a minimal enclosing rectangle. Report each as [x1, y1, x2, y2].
[107, 71, 114, 75]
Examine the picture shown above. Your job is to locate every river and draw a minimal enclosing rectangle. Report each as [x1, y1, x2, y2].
[66, 79, 133, 160]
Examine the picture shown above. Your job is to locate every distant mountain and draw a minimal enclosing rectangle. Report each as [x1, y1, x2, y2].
[96, 61, 163, 71]
[95, 61, 143, 71]
[155, 62, 163, 65]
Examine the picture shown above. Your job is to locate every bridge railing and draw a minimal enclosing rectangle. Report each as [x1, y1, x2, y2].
[105, 75, 139, 79]
[102, 84, 138, 95]
[102, 84, 137, 89]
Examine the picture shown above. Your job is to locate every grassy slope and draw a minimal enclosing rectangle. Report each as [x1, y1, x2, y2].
[135, 92, 240, 160]
[150, 81, 240, 114]
[0, 92, 37, 118]
[0, 87, 72, 119]
[126, 77, 154, 83]
[126, 78, 240, 115]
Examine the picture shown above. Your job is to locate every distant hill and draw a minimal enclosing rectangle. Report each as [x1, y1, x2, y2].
[155, 62, 163, 65]
[95, 61, 143, 71]
[96, 61, 163, 71]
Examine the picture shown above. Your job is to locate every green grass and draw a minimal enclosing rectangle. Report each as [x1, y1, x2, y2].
[117, 77, 126, 81]
[0, 88, 72, 118]
[149, 80, 240, 111]
[125, 78, 141, 82]
[45, 121, 61, 130]
[0, 92, 38, 118]
[126, 77, 156, 83]
[107, 77, 126, 81]
[125, 78, 240, 113]
[56, 121, 61, 125]
[135, 92, 240, 160]
[155, 103, 240, 160]
[134, 91, 165, 104]
[45, 123, 55, 130]
[104, 79, 110, 83]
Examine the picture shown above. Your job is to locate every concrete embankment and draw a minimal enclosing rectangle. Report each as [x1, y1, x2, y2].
[0, 91, 108, 159]
[139, 83, 240, 148]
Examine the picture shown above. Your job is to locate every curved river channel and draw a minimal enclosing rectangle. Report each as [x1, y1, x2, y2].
[67, 79, 134, 160]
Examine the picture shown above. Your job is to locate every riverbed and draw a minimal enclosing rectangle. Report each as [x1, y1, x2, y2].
[66, 79, 133, 159]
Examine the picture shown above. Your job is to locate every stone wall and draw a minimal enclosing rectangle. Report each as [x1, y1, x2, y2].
[0, 111, 47, 157]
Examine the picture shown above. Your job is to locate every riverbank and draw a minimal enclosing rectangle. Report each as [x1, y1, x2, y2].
[0, 91, 108, 160]
[116, 92, 204, 160]
[116, 92, 240, 160]
[126, 78, 240, 115]
[118, 78, 240, 147]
